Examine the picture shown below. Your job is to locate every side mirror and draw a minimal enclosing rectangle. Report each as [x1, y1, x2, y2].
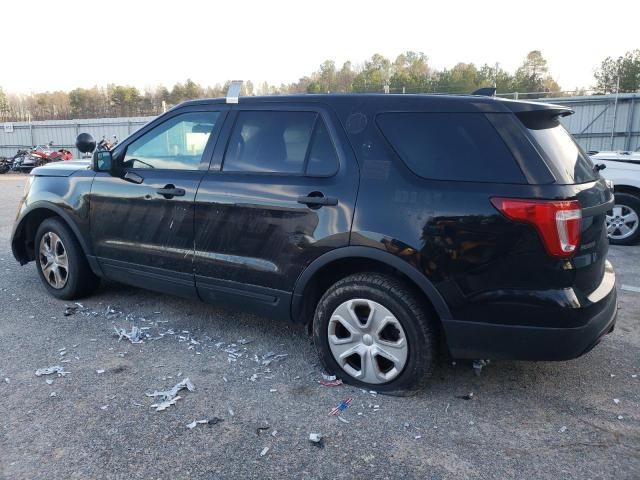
[93, 150, 114, 172]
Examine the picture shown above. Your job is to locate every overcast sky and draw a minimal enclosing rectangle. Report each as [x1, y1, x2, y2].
[2, 0, 638, 94]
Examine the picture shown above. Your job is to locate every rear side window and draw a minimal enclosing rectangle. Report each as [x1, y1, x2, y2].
[224, 110, 331, 175]
[376, 112, 526, 183]
[526, 124, 596, 184]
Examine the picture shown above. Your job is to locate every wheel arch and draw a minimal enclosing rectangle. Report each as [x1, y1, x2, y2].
[11, 203, 99, 274]
[290, 246, 451, 326]
[613, 184, 640, 197]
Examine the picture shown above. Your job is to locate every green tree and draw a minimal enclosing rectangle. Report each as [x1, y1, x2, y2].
[594, 49, 640, 93]
[389, 51, 430, 92]
[512, 50, 560, 96]
[352, 54, 391, 92]
[0, 87, 11, 119]
[108, 85, 141, 116]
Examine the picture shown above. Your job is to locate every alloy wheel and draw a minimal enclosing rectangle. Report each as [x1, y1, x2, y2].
[39, 232, 69, 289]
[327, 299, 408, 384]
[606, 204, 639, 241]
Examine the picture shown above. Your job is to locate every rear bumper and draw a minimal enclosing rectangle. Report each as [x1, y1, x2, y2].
[442, 287, 617, 361]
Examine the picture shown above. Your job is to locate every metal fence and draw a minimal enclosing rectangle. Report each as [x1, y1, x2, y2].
[1, 93, 639, 160]
[0, 116, 155, 160]
[536, 93, 639, 152]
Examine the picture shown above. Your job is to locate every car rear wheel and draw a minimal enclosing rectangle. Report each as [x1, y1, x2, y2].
[313, 273, 437, 394]
[35, 218, 100, 300]
[606, 193, 640, 245]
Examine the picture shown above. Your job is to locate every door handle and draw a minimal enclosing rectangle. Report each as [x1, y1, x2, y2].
[297, 194, 338, 207]
[156, 184, 186, 198]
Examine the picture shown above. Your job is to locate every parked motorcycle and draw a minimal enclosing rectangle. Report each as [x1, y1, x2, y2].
[12, 142, 73, 172]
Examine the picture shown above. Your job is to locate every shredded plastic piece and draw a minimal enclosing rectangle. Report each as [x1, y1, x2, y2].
[114, 325, 145, 344]
[329, 397, 353, 416]
[35, 366, 69, 377]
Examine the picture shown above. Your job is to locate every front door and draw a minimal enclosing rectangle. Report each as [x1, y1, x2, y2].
[193, 106, 359, 318]
[89, 107, 226, 297]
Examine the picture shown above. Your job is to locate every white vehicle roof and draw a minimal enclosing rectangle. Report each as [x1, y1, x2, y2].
[590, 151, 640, 163]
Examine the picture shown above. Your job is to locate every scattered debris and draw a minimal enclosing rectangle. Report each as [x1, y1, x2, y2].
[46, 379, 54, 385]
[309, 433, 324, 448]
[319, 378, 343, 387]
[187, 420, 208, 429]
[321, 373, 337, 381]
[632, 374, 638, 379]
[260, 447, 270, 457]
[114, 325, 145, 344]
[271, 430, 278, 437]
[329, 397, 353, 416]
[151, 396, 182, 411]
[414, 435, 422, 440]
[64, 305, 79, 316]
[613, 398, 620, 404]
[147, 378, 195, 411]
[617, 415, 624, 420]
[404, 422, 410, 428]
[472, 359, 489, 376]
[269, 389, 277, 393]
[228, 407, 235, 417]
[50, 392, 57, 397]
[237, 338, 253, 345]
[559, 426, 567, 433]
[445, 403, 450, 414]
[457, 392, 474, 401]
[35, 366, 69, 377]
[337, 416, 350, 424]
[256, 425, 270, 435]
[100, 405, 108, 410]
[4, 378, 9, 384]
[208, 417, 224, 426]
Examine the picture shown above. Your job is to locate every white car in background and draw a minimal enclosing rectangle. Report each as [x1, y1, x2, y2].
[590, 151, 640, 245]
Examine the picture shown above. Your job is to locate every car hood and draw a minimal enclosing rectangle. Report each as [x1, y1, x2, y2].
[31, 160, 91, 177]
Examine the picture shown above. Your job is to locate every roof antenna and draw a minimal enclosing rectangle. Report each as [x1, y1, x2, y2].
[226, 80, 243, 104]
[472, 87, 496, 97]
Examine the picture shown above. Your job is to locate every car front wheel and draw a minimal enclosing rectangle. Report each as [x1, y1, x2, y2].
[35, 218, 100, 299]
[313, 273, 437, 394]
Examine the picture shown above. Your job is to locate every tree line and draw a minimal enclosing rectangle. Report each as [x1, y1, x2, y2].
[1, 49, 638, 122]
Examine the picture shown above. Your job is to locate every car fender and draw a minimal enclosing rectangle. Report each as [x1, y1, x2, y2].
[290, 246, 452, 322]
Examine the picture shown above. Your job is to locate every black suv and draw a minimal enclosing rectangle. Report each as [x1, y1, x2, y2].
[11, 94, 617, 393]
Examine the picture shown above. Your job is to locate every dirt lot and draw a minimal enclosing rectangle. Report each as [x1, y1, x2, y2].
[0, 173, 638, 479]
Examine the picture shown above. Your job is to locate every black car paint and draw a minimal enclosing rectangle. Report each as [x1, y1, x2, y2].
[11, 94, 617, 361]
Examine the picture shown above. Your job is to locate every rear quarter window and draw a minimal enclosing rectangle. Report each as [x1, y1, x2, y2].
[376, 112, 526, 183]
[525, 124, 597, 184]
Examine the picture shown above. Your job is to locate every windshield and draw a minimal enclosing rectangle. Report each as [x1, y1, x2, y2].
[527, 124, 597, 184]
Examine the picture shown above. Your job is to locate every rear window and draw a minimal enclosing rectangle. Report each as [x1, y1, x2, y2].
[376, 112, 525, 183]
[526, 124, 597, 184]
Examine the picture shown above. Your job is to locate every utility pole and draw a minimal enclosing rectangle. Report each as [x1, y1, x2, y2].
[610, 74, 620, 150]
[494, 62, 499, 90]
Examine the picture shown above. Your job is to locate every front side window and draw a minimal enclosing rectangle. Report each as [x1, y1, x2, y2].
[223, 110, 337, 175]
[124, 111, 220, 170]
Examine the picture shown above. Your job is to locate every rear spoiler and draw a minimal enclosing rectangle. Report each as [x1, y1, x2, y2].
[506, 103, 573, 130]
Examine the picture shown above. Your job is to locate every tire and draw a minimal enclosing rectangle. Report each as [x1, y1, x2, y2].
[607, 193, 640, 246]
[313, 272, 438, 395]
[34, 218, 100, 300]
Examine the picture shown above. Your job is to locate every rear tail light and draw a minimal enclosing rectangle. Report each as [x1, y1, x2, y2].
[490, 197, 582, 258]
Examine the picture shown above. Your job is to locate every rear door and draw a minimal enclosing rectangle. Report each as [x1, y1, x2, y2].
[193, 104, 359, 319]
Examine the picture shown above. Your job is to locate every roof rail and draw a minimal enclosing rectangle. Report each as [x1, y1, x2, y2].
[472, 87, 496, 97]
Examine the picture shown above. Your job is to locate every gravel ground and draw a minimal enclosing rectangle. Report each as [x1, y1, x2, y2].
[0, 173, 638, 480]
